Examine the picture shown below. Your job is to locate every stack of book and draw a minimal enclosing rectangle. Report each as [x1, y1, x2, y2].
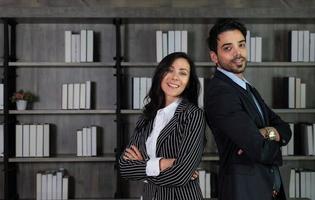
[15, 124, 50, 157]
[198, 169, 218, 199]
[76, 126, 99, 157]
[62, 81, 93, 110]
[291, 30, 315, 62]
[132, 77, 152, 109]
[246, 30, 262, 62]
[156, 30, 188, 62]
[36, 168, 69, 200]
[65, 30, 94, 63]
[289, 168, 315, 200]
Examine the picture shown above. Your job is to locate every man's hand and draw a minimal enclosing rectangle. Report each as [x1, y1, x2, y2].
[123, 145, 144, 161]
[159, 158, 175, 172]
[259, 127, 280, 142]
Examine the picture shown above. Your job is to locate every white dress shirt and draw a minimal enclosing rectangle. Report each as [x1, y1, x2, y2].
[145, 98, 181, 176]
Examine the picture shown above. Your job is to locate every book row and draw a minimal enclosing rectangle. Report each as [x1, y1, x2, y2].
[132, 77, 205, 109]
[65, 30, 94, 63]
[0, 124, 3, 157]
[291, 30, 315, 62]
[15, 124, 50, 157]
[76, 126, 100, 157]
[61, 81, 93, 110]
[36, 168, 69, 200]
[245, 31, 262, 62]
[198, 169, 218, 199]
[156, 30, 188, 62]
[289, 168, 315, 200]
[282, 123, 315, 156]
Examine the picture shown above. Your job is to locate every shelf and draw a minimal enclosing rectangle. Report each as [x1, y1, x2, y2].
[121, 61, 315, 68]
[8, 62, 115, 68]
[283, 156, 315, 161]
[273, 109, 315, 114]
[202, 153, 219, 161]
[121, 109, 142, 114]
[9, 109, 116, 115]
[9, 154, 116, 163]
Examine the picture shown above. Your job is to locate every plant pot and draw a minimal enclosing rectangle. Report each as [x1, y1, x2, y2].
[16, 100, 27, 110]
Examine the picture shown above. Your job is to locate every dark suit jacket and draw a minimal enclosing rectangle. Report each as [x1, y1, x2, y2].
[205, 70, 291, 200]
[119, 99, 205, 200]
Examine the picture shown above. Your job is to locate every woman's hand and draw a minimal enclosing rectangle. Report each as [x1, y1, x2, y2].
[191, 171, 199, 180]
[123, 145, 144, 161]
[159, 158, 176, 171]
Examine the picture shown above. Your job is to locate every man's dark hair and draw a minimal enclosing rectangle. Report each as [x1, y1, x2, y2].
[207, 18, 247, 53]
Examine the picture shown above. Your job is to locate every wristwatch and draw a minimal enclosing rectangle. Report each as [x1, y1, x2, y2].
[265, 127, 277, 141]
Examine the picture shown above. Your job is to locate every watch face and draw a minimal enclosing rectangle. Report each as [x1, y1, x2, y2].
[269, 131, 276, 140]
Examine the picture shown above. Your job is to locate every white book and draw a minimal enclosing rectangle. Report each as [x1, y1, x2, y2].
[288, 77, 295, 108]
[0, 83, 3, 109]
[288, 123, 294, 155]
[307, 125, 313, 155]
[199, 170, 206, 198]
[42, 173, 48, 200]
[281, 145, 288, 156]
[145, 78, 152, 105]
[16, 124, 23, 157]
[80, 29, 87, 62]
[313, 123, 315, 155]
[82, 127, 88, 156]
[80, 83, 86, 109]
[168, 30, 175, 54]
[87, 30, 94, 62]
[62, 177, 69, 200]
[36, 172, 42, 200]
[198, 77, 204, 108]
[56, 171, 63, 200]
[75, 34, 81, 63]
[310, 33, 315, 62]
[205, 172, 211, 198]
[62, 84, 68, 110]
[36, 124, 44, 157]
[250, 37, 256, 62]
[295, 78, 301, 108]
[29, 124, 37, 157]
[43, 124, 50, 157]
[23, 124, 30, 157]
[174, 30, 181, 52]
[77, 130, 83, 156]
[67, 84, 74, 109]
[246, 30, 251, 61]
[91, 126, 98, 156]
[140, 77, 147, 109]
[289, 168, 295, 198]
[255, 37, 262, 62]
[65, 31, 72, 63]
[181, 30, 188, 53]
[87, 127, 92, 156]
[303, 30, 310, 62]
[0, 124, 3, 157]
[305, 171, 311, 198]
[47, 173, 53, 200]
[133, 77, 140, 109]
[311, 172, 315, 200]
[85, 81, 91, 109]
[156, 30, 163, 62]
[52, 174, 57, 200]
[162, 32, 168, 58]
[300, 83, 306, 108]
[298, 30, 304, 62]
[301, 171, 306, 197]
[71, 34, 76, 63]
[73, 83, 80, 109]
[291, 30, 298, 62]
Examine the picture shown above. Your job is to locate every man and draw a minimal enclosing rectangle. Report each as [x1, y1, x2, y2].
[205, 18, 291, 200]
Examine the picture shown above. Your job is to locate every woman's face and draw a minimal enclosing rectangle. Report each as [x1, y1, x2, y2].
[161, 58, 190, 106]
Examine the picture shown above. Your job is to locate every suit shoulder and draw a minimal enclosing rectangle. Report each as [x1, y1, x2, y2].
[183, 102, 204, 116]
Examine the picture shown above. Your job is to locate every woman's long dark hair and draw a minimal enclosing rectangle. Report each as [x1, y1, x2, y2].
[142, 52, 200, 123]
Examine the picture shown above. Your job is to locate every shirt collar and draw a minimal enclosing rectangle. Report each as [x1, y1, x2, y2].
[157, 98, 181, 117]
[217, 67, 251, 90]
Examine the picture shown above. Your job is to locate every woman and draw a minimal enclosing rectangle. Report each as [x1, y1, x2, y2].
[119, 52, 205, 200]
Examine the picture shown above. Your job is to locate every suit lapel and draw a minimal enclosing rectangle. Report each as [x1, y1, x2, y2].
[155, 100, 187, 154]
[215, 70, 265, 127]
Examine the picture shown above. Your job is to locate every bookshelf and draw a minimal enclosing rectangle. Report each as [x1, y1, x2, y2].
[0, 4, 315, 200]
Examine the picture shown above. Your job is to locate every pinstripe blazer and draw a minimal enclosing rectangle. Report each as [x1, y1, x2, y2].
[119, 99, 205, 200]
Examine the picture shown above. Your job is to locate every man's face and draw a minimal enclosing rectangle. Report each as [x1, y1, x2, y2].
[210, 29, 247, 78]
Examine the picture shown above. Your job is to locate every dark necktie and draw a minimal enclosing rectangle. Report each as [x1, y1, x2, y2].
[246, 83, 265, 123]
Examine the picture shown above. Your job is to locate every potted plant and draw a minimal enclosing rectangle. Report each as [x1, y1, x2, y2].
[11, 90, 36, 110]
